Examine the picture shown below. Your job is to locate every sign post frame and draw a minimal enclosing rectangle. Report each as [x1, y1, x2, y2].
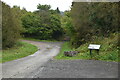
[88, 44, 101, 58]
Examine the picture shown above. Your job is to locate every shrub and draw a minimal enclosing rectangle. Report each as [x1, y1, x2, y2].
[2, 2, 23, 49]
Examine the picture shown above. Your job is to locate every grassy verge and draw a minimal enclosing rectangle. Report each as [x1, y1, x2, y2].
[55, 33, 119, 62]
[1, 41, 38, 63]
[22, 37, 58, 42]
[54, 42, 91, 60]
[54, 42, 74, 59]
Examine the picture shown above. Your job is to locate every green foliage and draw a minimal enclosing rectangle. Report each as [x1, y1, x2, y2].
[2, 2, 23, 49]
[61, 11, 75, 37]
[50, 14, 63, 40]
[2, 2, 63, 46]
[2, 41, 38, 63]
[56, 7, 60, 14]
[70, 2, 119, 47]
[71, 3, 93, 47]
[55, 33, 119, 62]
[76, 33, 119, 62]
[21, 12, 40, 36]
[89, 3, 119, 35]
[37, 4, 51, 11]
[22, 4, 63, 40]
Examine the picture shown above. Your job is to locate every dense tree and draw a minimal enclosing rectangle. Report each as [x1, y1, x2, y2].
[37, 4, 51, 11]
[61, 11, 75, 41]
[50, 14, 63, 40]
[21, 12, 40, 37]
[56, 7, 60, 14]
[89, 3, 119, 36]
[70, 2, 119, 47]
[2, 2, 23, 49]
[22, 4, 63, 40]
[71, 2, 92, 47]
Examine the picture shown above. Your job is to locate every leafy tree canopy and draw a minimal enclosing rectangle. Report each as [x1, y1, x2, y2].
[37, 4, 51, 11]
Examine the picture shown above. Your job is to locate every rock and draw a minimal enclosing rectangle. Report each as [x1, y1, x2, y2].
[64, 51, 80, 57]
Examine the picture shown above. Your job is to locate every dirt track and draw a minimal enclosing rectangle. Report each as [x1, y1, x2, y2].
[2, 40, 62, 78]
[2, 40, 118, 78]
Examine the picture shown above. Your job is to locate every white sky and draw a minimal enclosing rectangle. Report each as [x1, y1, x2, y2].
[1, 0, 73, 12]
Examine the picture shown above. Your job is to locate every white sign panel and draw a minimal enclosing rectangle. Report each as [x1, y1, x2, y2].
[88, 44, 101, 49]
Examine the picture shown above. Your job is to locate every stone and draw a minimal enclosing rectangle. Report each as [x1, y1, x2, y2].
[64, 51, 80, 57]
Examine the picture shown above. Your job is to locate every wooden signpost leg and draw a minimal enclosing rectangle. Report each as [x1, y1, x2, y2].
[90, 49, 92, 58]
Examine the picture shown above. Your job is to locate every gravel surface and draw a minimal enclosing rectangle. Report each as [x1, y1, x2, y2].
[35, 59, 118, 78]
[1, 40, 118, 78]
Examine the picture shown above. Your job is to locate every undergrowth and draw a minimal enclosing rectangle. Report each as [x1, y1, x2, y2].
[55, 33, 119, 62]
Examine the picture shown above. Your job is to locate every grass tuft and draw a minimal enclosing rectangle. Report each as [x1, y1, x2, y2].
[1, 41, 38, 63]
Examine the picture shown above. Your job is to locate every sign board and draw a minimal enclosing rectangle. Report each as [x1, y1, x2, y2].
[88, 44, 100, 50]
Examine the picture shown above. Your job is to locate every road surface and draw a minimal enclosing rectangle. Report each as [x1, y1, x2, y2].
[1, 40, 118, 78]
[2, 40, 63, 78]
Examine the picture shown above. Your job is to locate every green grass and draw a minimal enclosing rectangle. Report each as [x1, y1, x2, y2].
[1, 41, 38, 63]
[55, 33, 119, 62]
[54, 42, 91, 60]
[54, 42, 74, 59]
[22, 37, 58, 42]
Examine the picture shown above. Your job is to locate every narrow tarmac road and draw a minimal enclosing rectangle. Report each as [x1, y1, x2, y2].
[2, 40, 63, 78]
[36, 60, 118, 78]
[2, 40, 118, 78]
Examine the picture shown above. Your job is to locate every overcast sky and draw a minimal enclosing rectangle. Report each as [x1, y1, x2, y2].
[1, 0, 73, 12]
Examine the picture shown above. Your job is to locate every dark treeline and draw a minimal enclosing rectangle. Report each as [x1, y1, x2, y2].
[2, 1, 63, 49]
[62, 2, 119, 48]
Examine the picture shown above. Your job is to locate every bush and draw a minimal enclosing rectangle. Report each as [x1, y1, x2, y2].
[2, 2, 23, 49]
[70, 2, 119, 48]
[21, 7, 63, 40]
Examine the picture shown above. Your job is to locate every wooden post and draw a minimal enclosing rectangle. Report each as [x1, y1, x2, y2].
[90, 49, 92, 58]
